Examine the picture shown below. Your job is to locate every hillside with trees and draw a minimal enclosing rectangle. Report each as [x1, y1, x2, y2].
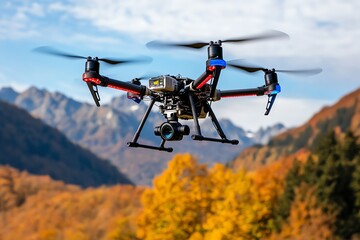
[230, 87, 360, 171]
[0, 100, 132, 187]
[0, 166, 142, 240]
[2, 128, 359, 239]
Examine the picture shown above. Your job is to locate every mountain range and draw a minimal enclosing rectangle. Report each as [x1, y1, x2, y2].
[0, 100, 132, 187]
[0, 86, 285, 185]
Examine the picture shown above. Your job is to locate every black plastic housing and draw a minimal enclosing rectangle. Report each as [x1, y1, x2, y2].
[154, 121, 190, 141]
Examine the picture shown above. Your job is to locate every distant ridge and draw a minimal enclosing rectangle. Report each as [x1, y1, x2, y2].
[231, 87, 360, 170]
[0, 100, 133, 187]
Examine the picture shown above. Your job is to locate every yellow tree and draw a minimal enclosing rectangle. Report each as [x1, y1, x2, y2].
[137, 154, 287, 240]
[203, 164, 251, 240]
[136, 154, 212, 240]
[204, 160, 286, 240]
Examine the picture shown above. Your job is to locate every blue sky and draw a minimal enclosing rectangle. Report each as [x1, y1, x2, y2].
[1, 0, 359, 131]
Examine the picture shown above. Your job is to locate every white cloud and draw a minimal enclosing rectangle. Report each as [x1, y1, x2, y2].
[212, 96, 332, 131]
[0, 2, 44, 39]
[3, 0, 360, 59]
[46, 0, 360, 58]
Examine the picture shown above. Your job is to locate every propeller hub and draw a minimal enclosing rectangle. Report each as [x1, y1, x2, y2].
[208, 43, 223, 59]
[85, 59, 100, 73]
[264, 70, 278, 85]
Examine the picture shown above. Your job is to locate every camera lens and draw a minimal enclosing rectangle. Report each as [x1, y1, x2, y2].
[155, 121, 190, 141]
[161, 123, 174, 140]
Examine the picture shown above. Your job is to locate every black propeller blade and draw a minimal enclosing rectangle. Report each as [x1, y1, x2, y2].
[146, 30, 289, 49]
[34, 46, 152, 65]
[227, 60, 322, 76]
[132, 73, 158, 81]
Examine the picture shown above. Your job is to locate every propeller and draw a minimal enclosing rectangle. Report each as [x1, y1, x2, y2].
[33, 46, 152, 65]
[132, 72, 159, 81]
[227, 60, 322, 76]
[146, 30, 289, 49]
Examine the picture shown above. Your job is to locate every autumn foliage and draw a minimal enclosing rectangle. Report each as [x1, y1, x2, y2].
[136, 154, 288, 240]
[1, 129, 360, 239]
[0, 167, 142, 240]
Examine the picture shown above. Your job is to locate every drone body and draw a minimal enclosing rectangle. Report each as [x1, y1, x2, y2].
[35, 30, 321, 152]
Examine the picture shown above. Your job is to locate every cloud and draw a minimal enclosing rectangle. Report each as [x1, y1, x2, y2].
[45, 0, 360, 58]
[0, 1, 49, 39]
[2, 0, 360, 59]
[212, 96, 332, 131]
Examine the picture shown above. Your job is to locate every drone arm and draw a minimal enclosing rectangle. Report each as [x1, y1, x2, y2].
[191, 59, 226, 90]
[102, 76, 146, 95]
[219, 86, 267, 98]
[219, 83, 281, 115]
[191, 70, 213, 90]
[83, 71, 150, 96]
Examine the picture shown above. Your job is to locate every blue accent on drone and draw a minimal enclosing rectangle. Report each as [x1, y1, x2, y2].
[209, 59, 227, 67]
[271, 84, 281, 95]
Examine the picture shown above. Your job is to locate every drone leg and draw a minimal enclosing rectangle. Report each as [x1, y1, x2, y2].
[264, 94, 277, 115]
[207, 103, 227, 139]
[131, 98, 155, 143]
[127, 98, 173, 152]
[190, 100, 239, 145]
[188, 92, 202, 136]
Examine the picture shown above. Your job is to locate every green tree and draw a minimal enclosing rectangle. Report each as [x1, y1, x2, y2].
[278, 130, 360, 239]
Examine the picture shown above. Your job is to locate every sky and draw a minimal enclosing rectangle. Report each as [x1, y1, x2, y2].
[1, 0, 359, 131]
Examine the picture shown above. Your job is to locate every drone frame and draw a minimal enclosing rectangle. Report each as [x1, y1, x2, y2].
[81, 41, 281, 152]
[35, 30, 324, 152]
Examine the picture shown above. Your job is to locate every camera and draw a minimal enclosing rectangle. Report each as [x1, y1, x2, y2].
[154, 121, 190, 141]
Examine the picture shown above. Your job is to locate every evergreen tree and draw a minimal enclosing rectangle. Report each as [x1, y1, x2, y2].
[273, 159, 302, 231]
[279, 129, 360, 238]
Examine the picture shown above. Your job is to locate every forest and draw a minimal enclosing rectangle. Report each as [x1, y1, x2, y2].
[1, 129, 360, 240]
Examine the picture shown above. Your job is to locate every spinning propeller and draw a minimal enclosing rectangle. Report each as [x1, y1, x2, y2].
[34, 46, 152, 65]
[34, 46, 152, 107]
[226, 60, 322, 115]
[146, 30, 289, 49]
[227, 60, 322, 76]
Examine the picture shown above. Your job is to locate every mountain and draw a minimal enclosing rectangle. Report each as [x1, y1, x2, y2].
[0, 86, 285, 185]
[0, 87, 18, 102]
[231, 87, 360, 171]
[0, 100, 133, 187]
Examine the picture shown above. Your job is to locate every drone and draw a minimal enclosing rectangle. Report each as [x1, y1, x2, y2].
[35, 30, 322, 152]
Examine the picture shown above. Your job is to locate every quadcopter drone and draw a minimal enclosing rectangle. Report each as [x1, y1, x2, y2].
[35, 30, 321, 152]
